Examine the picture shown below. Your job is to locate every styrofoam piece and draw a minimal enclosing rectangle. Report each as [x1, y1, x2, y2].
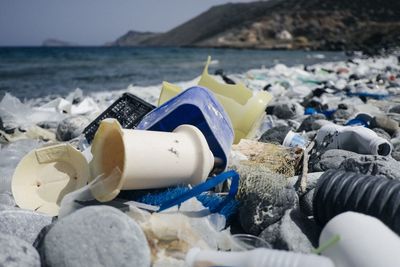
[11, 143, 90, 216]
[315, 123, 392, 156]
[159, 82, 271, 144]
[186, 247, 334, 267]
[90, 119, 214, 202]
[320, 212, 400, 267]
[137, 86, 233, 172]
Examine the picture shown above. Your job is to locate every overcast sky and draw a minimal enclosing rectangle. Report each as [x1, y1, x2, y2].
[0, 0, 257, 46]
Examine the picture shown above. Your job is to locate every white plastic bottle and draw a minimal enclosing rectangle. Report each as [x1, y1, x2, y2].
[315, 123, 392, 156]
[185, 248, 334, 267]
[320, 212, 400, 267]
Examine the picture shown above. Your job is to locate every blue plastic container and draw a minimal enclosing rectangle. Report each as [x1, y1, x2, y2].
[137, 86, 234, 172]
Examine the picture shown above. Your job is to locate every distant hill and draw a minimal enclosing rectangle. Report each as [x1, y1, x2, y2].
[42, 39, 78, 47]
[107, 31, 160, 46]
[113, 0, 400, 52]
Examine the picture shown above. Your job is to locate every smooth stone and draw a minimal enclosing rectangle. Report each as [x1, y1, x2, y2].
[0, 233, 40, 267]
[391, 140, 400, 161]
[389, 105, 400, 114]
[56, 116, 90, 141]
[43, 206, 151, 267]
[236, 164, 297, 235]
[297, 114, 326, 132]
[0, 192, 16, 206]
[259, 209, 318, 253]
[310, 149, 400, 180]
[272, 103, 304, 120]
[372, 115, 399, 136]
[259, 126, 291, 145]
[332, 108, 353, 120]
[0, 210, 52, 244]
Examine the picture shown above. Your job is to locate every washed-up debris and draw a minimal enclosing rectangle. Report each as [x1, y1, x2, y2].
[11, 143, 90, 215]
[313, 170, 400, 235]
[185, 246, 334, 267]
[320, 212, 400, 267]
[138, 86, 234, 172]
[2, 51, 400, 266]
[90, 119, 214, 202]
[235, 164, 297, 235]
[232, 139, 303, 178]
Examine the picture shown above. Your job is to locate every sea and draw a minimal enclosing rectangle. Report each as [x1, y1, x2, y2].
[0, 47, 348, 100]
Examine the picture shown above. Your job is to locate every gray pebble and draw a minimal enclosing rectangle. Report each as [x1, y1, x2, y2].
[235, 164, 297, 235]
[273, 103, 303, 120]
[259, 126, 291, 145]
[43, 206, 151, 267]
[0, 192, 16, 206]
[259, 209, 318, 253]
[310, 149, 400, 180]
[298, 114, 326, 132]
[0, 209, 52, 244]
[0, 233, 40, 267]
[389, 105, 400, 114]
[56, 116, 90, 141]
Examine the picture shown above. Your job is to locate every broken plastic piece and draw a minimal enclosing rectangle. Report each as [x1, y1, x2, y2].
[90, 119, 214, 202]
[320, 212, 400, 267]
[11, 143, 90, 215]
[83, 93, 155, 143]
[159, 82, 271, 144]
[138, 86, 234, 172]
[199, 56, 253, 105]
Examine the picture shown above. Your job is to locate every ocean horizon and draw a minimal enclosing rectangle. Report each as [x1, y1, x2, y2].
[0, 47, 348, 100]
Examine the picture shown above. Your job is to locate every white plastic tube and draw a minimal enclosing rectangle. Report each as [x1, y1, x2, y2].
[186, 248, 334, 267]
[320, 212, 400, 267]
[90, 119, 214, 202]
[315, 124, 392, 156]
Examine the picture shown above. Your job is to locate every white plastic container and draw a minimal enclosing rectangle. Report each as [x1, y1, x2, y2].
[186, 248, 334, 267]
[315, 123, 392, 156]
[90, 119, 214, 202]
[12, 143, 90, 216]
[320, 212, 400, 267]
[283, 131, 307, 149]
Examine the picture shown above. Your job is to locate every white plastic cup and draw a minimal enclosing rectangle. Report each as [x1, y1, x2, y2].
[186, 248, 334, 267]
[320, 212, 400, 267]
[283, 131, 307, 149]
[90, 119, 214, 202]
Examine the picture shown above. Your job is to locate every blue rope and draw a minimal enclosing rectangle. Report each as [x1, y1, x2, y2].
[158, 170, 239, 212]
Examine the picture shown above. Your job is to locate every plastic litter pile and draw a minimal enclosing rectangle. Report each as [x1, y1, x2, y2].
[1, 52, 400, 266]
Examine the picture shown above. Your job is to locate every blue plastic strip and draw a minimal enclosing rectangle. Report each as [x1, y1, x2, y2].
[158, 170, 239, 212]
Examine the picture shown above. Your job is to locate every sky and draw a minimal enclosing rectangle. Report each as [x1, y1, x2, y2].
[0, 0, 257, 46]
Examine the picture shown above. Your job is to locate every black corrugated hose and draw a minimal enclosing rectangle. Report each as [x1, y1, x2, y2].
[313, 169, 400, 235]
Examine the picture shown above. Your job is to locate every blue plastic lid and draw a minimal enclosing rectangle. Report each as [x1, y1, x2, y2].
[137, 86, 234, 172]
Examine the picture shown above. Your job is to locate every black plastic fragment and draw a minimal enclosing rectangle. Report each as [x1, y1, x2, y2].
[83, 93, 155, 143]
